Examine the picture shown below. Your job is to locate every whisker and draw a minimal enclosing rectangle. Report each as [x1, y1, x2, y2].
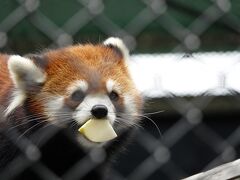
[8, 114, 72, 131]
[16, 121, 48, 141]
[117, 112, 162, 138]
[140, 115, 162, 138]
[16, 117, 73, 141]
[12, 111, 72, 122]
[8, 118, 47, 131]
[115, 117, 141, 128]
[143, 110, 165, 116]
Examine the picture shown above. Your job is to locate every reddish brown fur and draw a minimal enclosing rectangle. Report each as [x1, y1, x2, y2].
[0, 44, 142, 119]
[43, 45, 130, 94]
[0, 55, 13, 107]
[40, 44, 142, 113]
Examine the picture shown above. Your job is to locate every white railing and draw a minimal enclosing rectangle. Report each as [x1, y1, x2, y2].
[183, 159, 240, 180]
[130, 52, 240, 98]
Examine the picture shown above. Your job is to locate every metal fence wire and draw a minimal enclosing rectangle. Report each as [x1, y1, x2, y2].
[0, 0, 240, 180]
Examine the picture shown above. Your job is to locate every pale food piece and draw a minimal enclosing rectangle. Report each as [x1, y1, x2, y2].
[79, 119, 117, 142]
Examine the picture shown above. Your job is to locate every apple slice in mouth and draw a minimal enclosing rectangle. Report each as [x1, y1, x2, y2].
[78, 119, 117, 143]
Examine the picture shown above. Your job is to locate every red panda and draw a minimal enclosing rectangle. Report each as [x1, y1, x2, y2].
[0, 38, 143, 178]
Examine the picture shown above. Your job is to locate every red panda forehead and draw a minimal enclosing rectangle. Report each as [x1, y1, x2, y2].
[43, 44, 131, 94]
[46, 44, 124, 66]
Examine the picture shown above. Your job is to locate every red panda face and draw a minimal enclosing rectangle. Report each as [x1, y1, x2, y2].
[6, 38, 142, 147]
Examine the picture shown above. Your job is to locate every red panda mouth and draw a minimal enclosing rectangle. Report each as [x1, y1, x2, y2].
[65, 117, 118, 144]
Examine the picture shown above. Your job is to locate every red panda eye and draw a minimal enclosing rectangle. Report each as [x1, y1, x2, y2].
[71, 90, 85, 102]
[109, 91, 119, 101]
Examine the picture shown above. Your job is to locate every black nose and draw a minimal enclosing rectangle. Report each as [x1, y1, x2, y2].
[91, 105, 108, 119]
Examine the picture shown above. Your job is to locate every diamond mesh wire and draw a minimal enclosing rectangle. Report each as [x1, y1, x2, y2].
[0, 0, 240, 179]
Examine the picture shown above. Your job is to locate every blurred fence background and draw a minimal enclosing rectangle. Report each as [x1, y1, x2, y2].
[0, 0, 240, 179]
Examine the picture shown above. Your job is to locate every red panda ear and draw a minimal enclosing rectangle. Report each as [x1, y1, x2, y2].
[5, 55, 46, 115]
[24, 54, 48, 70]
[103, 37, 130, 60]
[8, 55, 46, 93]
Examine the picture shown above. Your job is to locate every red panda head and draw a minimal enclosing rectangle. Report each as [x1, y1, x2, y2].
[6, 37, 143, 146]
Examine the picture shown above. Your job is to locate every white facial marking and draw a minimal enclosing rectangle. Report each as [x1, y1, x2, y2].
[68, 80, 88, 94]
[123, 94, 138, 117]
[106, 79, 115, 93]
[44, 96, 64, 121]
[73, 94, 116, 125]
[106, 79, 121, 93]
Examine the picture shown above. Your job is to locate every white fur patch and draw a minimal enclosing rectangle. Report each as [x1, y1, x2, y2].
[103, 37, 129, 60]
[67, 80, 88, 94]
[44, 96, 64, 121]
[123, 94, 138, 117]
[73, 94, 116, 125]
[106, 79, 114, 92]
[106, 79, 121, 93]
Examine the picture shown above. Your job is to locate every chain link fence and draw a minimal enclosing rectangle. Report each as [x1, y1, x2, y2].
[0, 0, 240, 179]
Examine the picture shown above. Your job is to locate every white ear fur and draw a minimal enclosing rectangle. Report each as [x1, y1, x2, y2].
[103, 37, 129, 60]
[8, 55, 46, 91]
[5, 55, 46, 115]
